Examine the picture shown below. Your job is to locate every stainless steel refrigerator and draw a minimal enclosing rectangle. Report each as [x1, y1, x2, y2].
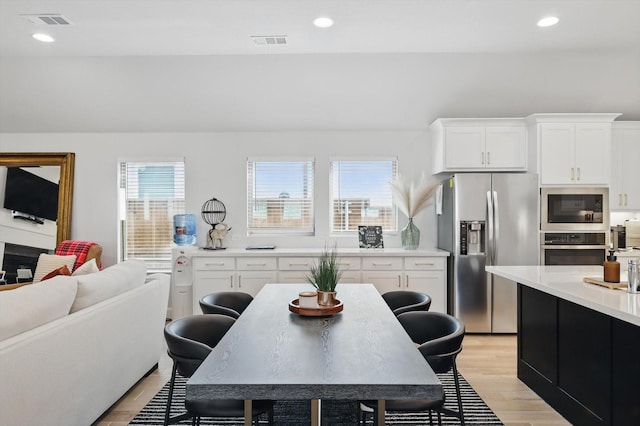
[437, 173, 539, 333]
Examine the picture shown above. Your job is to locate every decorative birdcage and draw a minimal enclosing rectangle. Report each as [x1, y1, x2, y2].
[201, 197, 229, 249]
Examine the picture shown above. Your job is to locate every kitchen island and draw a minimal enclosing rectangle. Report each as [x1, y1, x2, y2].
[487, 265, 640, 426]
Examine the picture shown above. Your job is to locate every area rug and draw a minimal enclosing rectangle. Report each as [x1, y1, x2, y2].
[130, 371, 503, 425]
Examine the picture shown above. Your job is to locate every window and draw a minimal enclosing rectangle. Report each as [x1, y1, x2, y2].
[247, 158, 314, 234]
[118, 160, 185, 271]
[330, 158, 398, 233]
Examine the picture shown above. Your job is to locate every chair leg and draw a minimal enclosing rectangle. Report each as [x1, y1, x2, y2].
[164, 362, 194, 425]
[452, 361, 465, 426]
[164, 363, 178, 426]
[437, 410, 442, 426]
[428, 409, 433, 426]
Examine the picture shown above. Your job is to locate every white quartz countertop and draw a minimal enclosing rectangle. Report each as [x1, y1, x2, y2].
[486, 265, 640, 326]
[173, 246, 450, 257]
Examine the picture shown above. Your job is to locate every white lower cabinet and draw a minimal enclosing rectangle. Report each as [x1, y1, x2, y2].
[403, 257, 446, 313]
[236, 257, 278, 296]
[278, 269, 361, 284]
[362, 270, 404, 294]
[192, 271, 279, 313]
[192, 270, 234, 314]
[192, 256, 278, 313]
[404, 271, 446, 313]
[335, 271, 361, 284]
[236, 271, 278, 296]
[174, 248, 448, 318]
[277, 257, 316, 284]
[361, 256, 404, 294]
[360, 270, 446, 313]
[192, 257, 235, 313]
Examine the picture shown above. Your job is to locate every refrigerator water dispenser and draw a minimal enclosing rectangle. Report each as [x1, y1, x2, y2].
[460, 221, 485, 255]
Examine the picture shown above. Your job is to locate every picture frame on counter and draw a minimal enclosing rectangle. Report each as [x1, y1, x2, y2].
[358, 225, 384, 249]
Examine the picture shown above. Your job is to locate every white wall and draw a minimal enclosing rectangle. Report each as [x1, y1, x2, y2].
[0, 131, 435, 266]
[3, 52, 639, 133]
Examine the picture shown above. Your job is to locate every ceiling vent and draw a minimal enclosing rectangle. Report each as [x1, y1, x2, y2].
[251, 35, 287, 46]
[20, 14, 73, 26]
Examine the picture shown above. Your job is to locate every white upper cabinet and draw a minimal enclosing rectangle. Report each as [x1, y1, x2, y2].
[539, 122, 611, 185]
[485, 127, 528, 168]
[610, 122, 640, 210]
[529, 113, 621, 186]
[431, 118, 527, 173]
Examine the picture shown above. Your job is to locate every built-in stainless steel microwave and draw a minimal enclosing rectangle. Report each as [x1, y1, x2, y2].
[541, 187, 609, 232]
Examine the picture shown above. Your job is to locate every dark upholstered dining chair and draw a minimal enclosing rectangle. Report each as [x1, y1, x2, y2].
[381, 290, 432, 316]
[163, 314, 274, 426]
[359, 311, 466, 426]
[199, 291, 253, 318]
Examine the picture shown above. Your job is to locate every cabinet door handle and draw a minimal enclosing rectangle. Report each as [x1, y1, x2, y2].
[229, 275, 233, 288]
[577, 167, 580, 180]
[406, 276, 410, 288]
[481, 152, 485, 165]
[288, 262, 309, 267]
[414, 262, 435, 266]
[373, 263, 393, 267]
[487, 152, 490, 165]
[570, 168, 575, 180]
[238, 275, 242, 288]
[625, 193, 628, 206]
[620, 194, 623, 206]
[246, 262, 266, 267]
[205, 262, 226, 267]
[397, 275, 402, 288]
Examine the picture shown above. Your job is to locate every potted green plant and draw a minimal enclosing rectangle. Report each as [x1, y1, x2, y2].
[307, 246, 343, 306]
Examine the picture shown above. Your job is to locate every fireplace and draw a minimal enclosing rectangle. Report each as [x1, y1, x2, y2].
[1, 243, 50, 284]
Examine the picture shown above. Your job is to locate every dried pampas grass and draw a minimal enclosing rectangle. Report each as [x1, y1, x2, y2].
[390, 173, 440, 218]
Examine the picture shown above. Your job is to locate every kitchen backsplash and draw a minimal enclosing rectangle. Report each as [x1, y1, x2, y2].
[611, 211, 640, 226]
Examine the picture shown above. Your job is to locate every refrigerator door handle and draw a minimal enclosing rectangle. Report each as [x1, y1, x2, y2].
[486, 190, 494, 265]
[493, 190, 499, 264]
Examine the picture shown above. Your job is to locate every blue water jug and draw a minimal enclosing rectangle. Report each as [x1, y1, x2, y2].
[173, 214, 196, 246]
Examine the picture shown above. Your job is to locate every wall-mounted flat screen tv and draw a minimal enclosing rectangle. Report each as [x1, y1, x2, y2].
[3, 167, 59, 221]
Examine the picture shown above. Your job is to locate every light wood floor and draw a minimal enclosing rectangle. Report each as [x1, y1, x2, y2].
[95, 334, 569, 426]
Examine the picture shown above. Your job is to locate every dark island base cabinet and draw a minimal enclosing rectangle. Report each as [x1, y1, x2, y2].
[518, 284, 640, 426]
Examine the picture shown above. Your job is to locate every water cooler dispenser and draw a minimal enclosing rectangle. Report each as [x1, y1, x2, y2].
[170, 249, 193, 319]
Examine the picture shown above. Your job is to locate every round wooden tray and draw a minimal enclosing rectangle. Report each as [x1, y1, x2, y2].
[289, 298, 343, 316]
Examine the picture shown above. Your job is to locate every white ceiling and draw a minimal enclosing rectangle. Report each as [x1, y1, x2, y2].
[0, 0, 639, 132]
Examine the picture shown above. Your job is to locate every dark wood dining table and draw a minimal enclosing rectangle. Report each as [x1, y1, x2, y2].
[187, 283, 442, 426]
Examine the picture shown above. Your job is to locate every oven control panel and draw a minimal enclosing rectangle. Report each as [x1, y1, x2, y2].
[542, 232, 607, 246]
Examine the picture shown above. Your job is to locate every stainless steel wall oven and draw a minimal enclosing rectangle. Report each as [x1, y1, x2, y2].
[540, 232, 608, 265]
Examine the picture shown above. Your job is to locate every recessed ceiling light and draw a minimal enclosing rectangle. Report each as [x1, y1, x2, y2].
[32, 33, 54, 42]
[313, 17, 334, 28]
[537, 16, 559, 27]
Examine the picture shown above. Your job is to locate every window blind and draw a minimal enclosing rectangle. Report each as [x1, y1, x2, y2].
[118, 160, 185, 271]
[247, 159, 314, 235]
[330, 159, 398, 233]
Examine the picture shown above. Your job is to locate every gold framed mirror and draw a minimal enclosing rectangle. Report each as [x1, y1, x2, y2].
[0, 152, 75, 246]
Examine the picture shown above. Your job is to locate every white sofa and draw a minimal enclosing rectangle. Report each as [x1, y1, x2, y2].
[0, 260, 170, 426]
